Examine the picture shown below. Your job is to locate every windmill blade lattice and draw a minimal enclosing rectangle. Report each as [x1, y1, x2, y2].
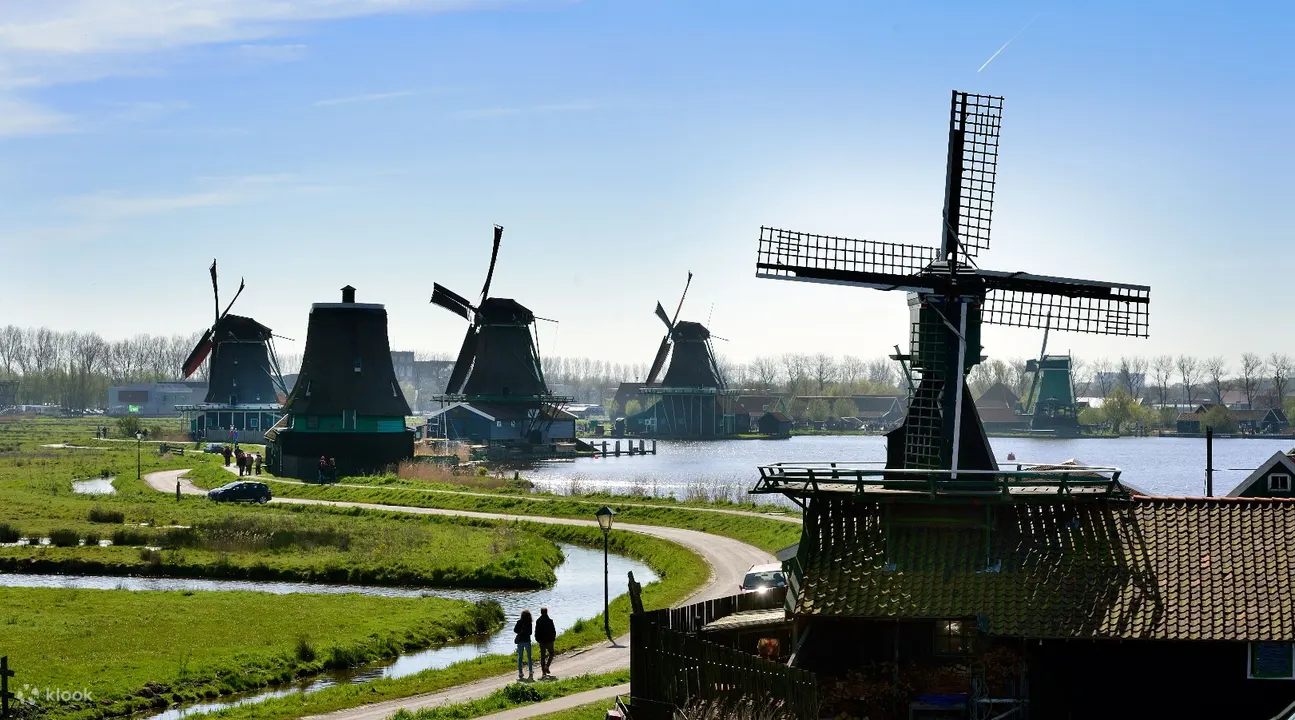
[941, 91, 1002, 260]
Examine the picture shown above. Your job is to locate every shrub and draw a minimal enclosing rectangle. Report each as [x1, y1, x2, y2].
[138, 547, 161, 563]
[49, 529, 80, 547]
[88, 506, 125, 524]
[111, 528, 152, 546]
[115, 414, 142, 439]
[295, 635, 317, 662]
[0, 523, 21, 543]
[501, 683, 542, 703]
[83, 532, 102, 546]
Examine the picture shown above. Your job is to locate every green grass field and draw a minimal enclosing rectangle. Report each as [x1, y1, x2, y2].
[529, 701, 615, 720]
[0, 419, 562, 588]
[390, 672, 627, 720]
[0, 587, 502, 720]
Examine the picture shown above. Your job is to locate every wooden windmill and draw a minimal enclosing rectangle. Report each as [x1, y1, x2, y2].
[756, 91, 1150, 476]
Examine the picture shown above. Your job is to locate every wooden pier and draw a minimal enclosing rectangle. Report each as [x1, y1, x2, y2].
[593, 439, 657, 456]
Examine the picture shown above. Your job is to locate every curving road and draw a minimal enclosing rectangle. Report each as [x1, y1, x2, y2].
[143, 469, 788, 720]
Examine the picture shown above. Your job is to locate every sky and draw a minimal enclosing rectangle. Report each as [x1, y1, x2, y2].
[1, 1, 1292, 372]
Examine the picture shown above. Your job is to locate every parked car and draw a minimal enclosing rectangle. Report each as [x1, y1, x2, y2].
[739, 562, 786, 594]
[202, 442, 224, 454]
[207, 481, 271, 504]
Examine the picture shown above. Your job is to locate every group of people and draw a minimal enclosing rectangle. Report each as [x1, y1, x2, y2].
[222, 445, 263, 476]
[513, 608, 558, 681]
[317, 456, 339, 484]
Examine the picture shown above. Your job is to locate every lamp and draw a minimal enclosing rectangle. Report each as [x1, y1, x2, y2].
[595, 506, 617, 643]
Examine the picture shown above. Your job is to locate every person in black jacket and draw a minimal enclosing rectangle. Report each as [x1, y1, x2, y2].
[535, 607, 557, 677]
[514, 609, 534, 681]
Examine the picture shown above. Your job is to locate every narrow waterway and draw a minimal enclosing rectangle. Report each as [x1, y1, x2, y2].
[0, 543, 656, 720]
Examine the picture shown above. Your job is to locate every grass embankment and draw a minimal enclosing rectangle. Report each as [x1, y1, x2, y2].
[202, 527, 705, 720]
[184, 463, 802, 554]
[390, 672, 627, 720]
[530, 701, 617, 720]
[0, 421, 562, 588]
[1, 587, 502, 720]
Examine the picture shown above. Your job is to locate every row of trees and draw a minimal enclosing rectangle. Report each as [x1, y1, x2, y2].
[0, 325, 203, 409]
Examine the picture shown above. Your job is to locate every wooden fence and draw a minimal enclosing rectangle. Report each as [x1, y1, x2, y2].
[629, 590, 817, 720]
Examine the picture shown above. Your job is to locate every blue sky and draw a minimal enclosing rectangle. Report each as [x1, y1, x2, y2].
[1, 1, 1291, 370]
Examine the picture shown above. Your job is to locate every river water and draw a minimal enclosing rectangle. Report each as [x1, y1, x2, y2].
[523, 435, 1295, 504]
[0, 543, 655, 720]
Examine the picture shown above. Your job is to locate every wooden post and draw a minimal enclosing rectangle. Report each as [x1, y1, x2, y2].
[615, 440, 620, 455]
[627, 571, 644, 615]
[1206, 426, 1214, 497]
[1, 655, 14, 720]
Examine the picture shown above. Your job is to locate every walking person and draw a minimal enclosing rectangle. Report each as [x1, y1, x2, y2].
[223, 445, 232, 467]
[514, 609, 534, 681]
[317, 456, 328, 485]
[535, 607, 557, 678]
[254, 453, 262, 476]
[328, 457, 338, 484]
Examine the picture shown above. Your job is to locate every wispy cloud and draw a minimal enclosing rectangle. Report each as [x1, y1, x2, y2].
[456, 99, 598, 120]
[314, 89, 419, 107]
[0, 1, 527, 136]
[233, 43, 309, 64]
[61, 173, 327, 220]
[109, 100, 190, 123]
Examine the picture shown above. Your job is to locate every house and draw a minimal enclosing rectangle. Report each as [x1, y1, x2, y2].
[1177, 404, 1289, 434]
[108, 382, 209, 417]
[851, 395, 905, 430]
[426, 402, 575, 446]
[974, 382, 1030, 433]
[758, 411, 793, 437]
[736, 393, 792, 416]
[612, 382, 651, 415]
[1228, 451, 1295, 498]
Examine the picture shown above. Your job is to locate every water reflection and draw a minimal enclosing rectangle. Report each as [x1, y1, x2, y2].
[72, 477, 117, 495]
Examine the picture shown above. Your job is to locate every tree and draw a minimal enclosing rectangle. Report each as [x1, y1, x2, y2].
[1102, 388, 1136, 434]
[1092, 357, 1116, 397]
[748, 356, 780, 391]
[830, 397, 857, 418]
[1071, 357, 1091, 398]
[865, 357, 897, 389]
[780, 353, 809, 394]
[624, 399, 642, 417]
[116, 414, 142, 438]
[1270, 353, 1293, 410]
[838, 355, 865, 386]
[1240, 352, 1264, 409]
[810, 353, 838, 393]
[1203, 355, 1230, 404]
[1177, 355, 1201, 406]
[806, 398, 831, 422]
[1200, 404, 1238, 433]
[1118, 356, 1148, 400]
[1151, 355, 1175, 408]
[1007, 358, 1031, 399]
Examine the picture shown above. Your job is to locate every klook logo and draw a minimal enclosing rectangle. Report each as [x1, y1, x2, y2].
[13, 684, 93, 705]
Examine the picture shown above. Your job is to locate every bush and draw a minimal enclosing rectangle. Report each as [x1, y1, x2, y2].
[501, 683, 543, 703]
[295, 635, 317, 662]
[138, 547, 161, 563]
[84, 532, 102, 546]
[111, 528, 152, 546]
[49, 529, 81, 547]
[88, 506, 125, 524]
[0, 523, 21, 543]
[116, 414, 142, 439]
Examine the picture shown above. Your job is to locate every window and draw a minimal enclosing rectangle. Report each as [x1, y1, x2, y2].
[934, 619, 973, 655]
[1270, 474, 1291, 492]
[343, 409, 356, 430]
[1249, 642, 1295, 679]
[353, 357, 362, 373]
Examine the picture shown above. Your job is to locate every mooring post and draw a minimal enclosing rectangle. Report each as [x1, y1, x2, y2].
[1206, 426, 1214, 497]
[1, 655, 14, 720]
[614, 440, 620, 455]
[652, 439, 657, 454]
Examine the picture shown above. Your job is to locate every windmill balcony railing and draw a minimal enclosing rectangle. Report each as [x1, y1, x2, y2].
[752, 460, 1127, 500]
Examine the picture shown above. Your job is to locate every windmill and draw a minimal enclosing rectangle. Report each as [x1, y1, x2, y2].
[756, 90, 1149, 475]
[1022, 315, 1080, 433]
[633, 273, 739, 437]
[178, 260, 286, 440]
[429, 226, 571, 447]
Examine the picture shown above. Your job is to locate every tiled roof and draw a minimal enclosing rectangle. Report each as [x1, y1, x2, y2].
[794, 497, 1295, 641]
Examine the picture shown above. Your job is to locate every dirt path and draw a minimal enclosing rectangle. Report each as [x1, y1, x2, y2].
[142, 469, 785, 720]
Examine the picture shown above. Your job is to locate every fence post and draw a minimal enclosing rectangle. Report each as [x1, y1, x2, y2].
[1, 656, 14, 720]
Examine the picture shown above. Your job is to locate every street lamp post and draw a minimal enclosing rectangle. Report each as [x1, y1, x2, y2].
[135, 431, 143, 480]
[595, 506, 617, 643]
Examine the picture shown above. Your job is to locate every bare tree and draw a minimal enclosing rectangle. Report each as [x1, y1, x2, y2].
[810, 352, 838, 393]
[1007, 357, 1031, 399]
[1118, 356, 1148, 400]
[865, 356, 896, 388]
[838, 355, 865, 386]
[1070, 357, 1091, 397]
[1270, 353, 1293, 410]
[749, 356, 780, 390]
[1202, 356, 1230, 404]
[780, 353, 810, 394]
[1240, 352, 1264, 409]
[1177, 355, 1202, 406]
[1092, 357, 1116, 397]
[1151, 355, 1175, 408]
[0, 325, 22, 376]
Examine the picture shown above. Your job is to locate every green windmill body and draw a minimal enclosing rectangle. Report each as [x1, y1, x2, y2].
[756, 90, 1151, 479]
[1019, 319, 1081, 434]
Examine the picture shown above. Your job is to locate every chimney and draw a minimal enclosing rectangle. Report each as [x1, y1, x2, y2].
[341, 285, 356, 304]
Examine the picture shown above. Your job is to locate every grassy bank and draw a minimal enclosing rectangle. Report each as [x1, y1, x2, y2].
[531, 701, 615, 720]
[202, 527, 706, 720]
[0, 587, 502, 720]
[186, 472, 802, 553]
[391, 672, 627, 720]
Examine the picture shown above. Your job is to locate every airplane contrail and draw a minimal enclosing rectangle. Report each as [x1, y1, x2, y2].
[978, 11, 1043, 72]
